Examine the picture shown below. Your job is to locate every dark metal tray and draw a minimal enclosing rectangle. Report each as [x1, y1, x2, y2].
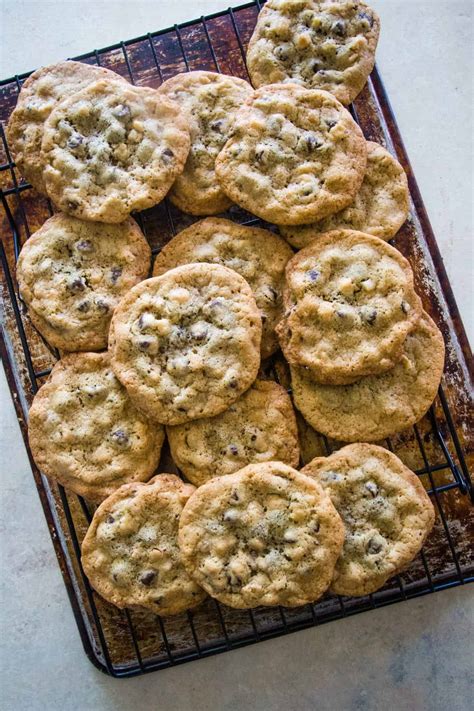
[0, 0, 472, 678]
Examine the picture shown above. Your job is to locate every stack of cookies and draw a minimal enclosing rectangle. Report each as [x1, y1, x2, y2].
[10, 0, 443, 616]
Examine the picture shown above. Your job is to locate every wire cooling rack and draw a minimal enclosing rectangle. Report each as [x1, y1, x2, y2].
[1, 0, 473, 678]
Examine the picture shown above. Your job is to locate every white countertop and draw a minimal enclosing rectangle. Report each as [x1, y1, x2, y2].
[0, 2, 472, 710]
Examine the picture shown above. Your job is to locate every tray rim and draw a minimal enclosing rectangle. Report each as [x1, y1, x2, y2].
[0, 0, 473, 678]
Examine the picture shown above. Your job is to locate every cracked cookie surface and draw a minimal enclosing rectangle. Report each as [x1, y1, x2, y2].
[6, 60, 128, 194]
[276, 229, 422, 383]
[81, 475, 207, 616]
[167, 380, 300, 487]
[178, 462, 344, 608]
[247, 0, 380, 105]
[109, 263, 262, 425]
[158, 71, 254, 214]
[17, 213, 150, 351]
[302, 444, 435, 596]
[215, 83, 367, 225]
[152, 217, 293, 358]
[291, 313, 445, 441]
[280, 141, 409, 249]
[41, 79, 190, 222]
[28, 352, 165, 502]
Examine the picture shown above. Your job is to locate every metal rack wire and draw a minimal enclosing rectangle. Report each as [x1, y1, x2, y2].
[0, 0, 472, 678]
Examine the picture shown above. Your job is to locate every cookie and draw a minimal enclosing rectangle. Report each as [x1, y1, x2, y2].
[291, 312, 445, 442]
[41, 79, 190, 223]
[178, 462, 344, 608]
[158, 71, 254, 214]
[28, 352, 164, 502]
[152, 217, 293, 358]
[109, 263, 262, 425]
[5, 60, 128, 194]
[246, 0, 380, 106]
[215, 83, 367, 225]
[276, 229, 422, 383]
[301, 444, 435, 596]
[81, 475, 207, 616]
[280, 141, 409, 249]
[167, 379, 300, 487]
[17, 213, 151, 351]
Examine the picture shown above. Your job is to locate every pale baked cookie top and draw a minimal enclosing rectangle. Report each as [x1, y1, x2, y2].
[81, 475, 207, 616]
[247, 0, 380, 106]
[276, 230, 422, 383]
[109, 263, 262, 425]
[5, 61, 128, 194]
[41, 80, 190, 223]
[167, 380, 300, 487]
[280, 141, 409, 249]
[152, 217, 293, 358]
[291, 312, 445, 442]
[178, 462, 344, 608]
[158, 71, 254, 215]
[28, 352, 165, 502]
[302, 444, 435, 596]
[215, 84, 367, 225]
[17, 213, 151, 352]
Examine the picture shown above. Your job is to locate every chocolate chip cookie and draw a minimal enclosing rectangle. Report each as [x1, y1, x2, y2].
[291, 312, 445, 441]
[109, 263, 262, 425]
[28, 352, 165, 502]
[167, 379, 300, 486]
[247, 0, 380, 106]
[302, 444, 435, 596]
[178, 462, 344, 608]
[215, 83, 367, 225]
[280, 141, 409, 249]
[81, 475, 207, 616]
[17, 213, 151, 351]
[6, 60, 128, 194]
[41, 79, 190, 222]
[152, 217, 293, 358]
[158, 71, 254, 214]
[276, 229, 422, 383]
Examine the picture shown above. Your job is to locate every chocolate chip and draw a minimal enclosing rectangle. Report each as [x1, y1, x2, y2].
[363, 308, 377, 325]
[367, 538, 383, 554]
[326, 120, 337, 130]
[250, 434, 257, 442]
[255, 149, 265, 162]
[312, 61, 322, 73]
[77, 300, 90, 312]
[67, 201, 79, 211]
[67, 135, 83, 149]
[110, 266, 122, 284]
[138, 338, 153, 351]
[358, 11, 374, 27]
[112, 429, 129, 445]
[106, 515, 115, 524]
[306, 134, 322, 151]
[161, 147, 174, 163]
[365, 481, 378, 497]
[231, 490, 240, 502]
[139, 570, 157, 586]
[113, 103, 131, 119]
[228, 445, 239, 456]
[311, 520, 320, 533]
[332, 20, 346, 36]
[401, 301, 410, 314]
[306, 269, 319, 282]
[96, 298, 110, 312]
[69, 277, 86, 293]
[228, 378, 239, 389]
[76, 239, 93, 252]
[210, 119, 224, 132]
